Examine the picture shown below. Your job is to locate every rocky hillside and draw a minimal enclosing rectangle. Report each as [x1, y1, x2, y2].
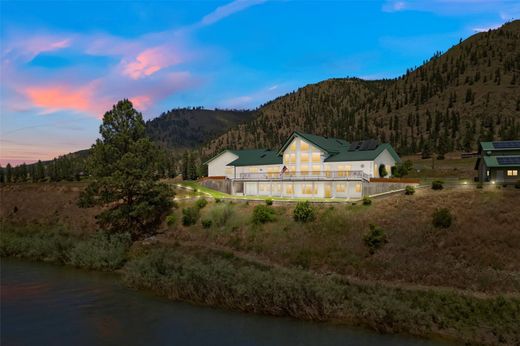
[201, 20, 520, 158]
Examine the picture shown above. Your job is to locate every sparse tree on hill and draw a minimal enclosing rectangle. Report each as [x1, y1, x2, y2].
[79, 99, 174, 240]
[5, 163, 12, 183]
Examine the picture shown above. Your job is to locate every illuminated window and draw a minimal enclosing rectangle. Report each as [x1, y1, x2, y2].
[507, 170, 518, 176]
[273, 183, 281, 192]
[337, 165, 352, 177]
[373, 164, 378, 177]
[287, 165, 296, 176]
[300, 141, 309, 151]
[267, 167, 279, 177]
[225, 167, 233, 175]
[249, 167, 258, 173]
[302, 184, 313, 194]
[286, 184, 294, 194]
[290, 153, 296, 163]
[284, 153, 290, 164]
[355, 184, 362, 193]
[301, 166, 309, 175]
[486, 170, 490, 177]
[311, 152, 321, 162]
[336, 184, 346, 193]
[301, 153, 309, 162]
[312, 165, 321, 175]
[324, 165, 331, 177]
[290, 141, 297, 151]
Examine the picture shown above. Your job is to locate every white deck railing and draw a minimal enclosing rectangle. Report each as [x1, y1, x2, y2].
[237, 170, 370, 181]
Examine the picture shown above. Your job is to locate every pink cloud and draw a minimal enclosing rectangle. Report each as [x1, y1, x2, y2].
[2, 33, 72, 63]
[130, 95, 152, 110]
[121, 46, 183, 79]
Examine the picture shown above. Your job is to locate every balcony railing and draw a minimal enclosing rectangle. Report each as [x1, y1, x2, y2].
[237, 170, 370, 181]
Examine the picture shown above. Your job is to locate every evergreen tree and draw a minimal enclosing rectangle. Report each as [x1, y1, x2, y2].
[79, 100, 174, 240]
[36, 160, 45, 181]
[6, 163, 12, 183]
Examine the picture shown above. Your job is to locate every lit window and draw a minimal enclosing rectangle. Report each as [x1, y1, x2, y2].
[374, 164, 378, 177]
[507, 170, 518, 176]
[311, 152, 321, 162]
[290, 141, 297, 151]
[486, 170, 490, 177]
[284, 153, 290, 164]
[301, 153, 309, 162]
[312, 165, 321, 175]
[355, 184, 362, 193]
[336, 184, 346, 193]
[301, 166, 309, 175]
[300, 141, 309, 151]
[273, 183, 281, 192]
[337, 165, 352, 177]
[249, 167, 258, 173]
[290, 153, 296, 163]
[259, 183, 269, 192]
[302, 184, 313, 194]
[324, 165, 332, 177]
[286, 184, 294, 194]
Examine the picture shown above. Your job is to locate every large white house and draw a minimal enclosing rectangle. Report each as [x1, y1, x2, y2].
[205, 131, 400, 199]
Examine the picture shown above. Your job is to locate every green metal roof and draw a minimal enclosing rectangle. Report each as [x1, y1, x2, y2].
[483, 155, 520, 168]
[278, 131, 349, 155]
[480, 141, 520, 151]
[227, 149, 282, 167]
[325, 143, 401, 163]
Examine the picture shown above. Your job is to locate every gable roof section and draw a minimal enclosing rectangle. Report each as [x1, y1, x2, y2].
[325, 143, 401, 163]
[480, 140, 520, 152]
[227, 149, 282, 167]
[482, 155, 520, 168]
[203, 149, 240, 165]
[277, 131, 349, 155]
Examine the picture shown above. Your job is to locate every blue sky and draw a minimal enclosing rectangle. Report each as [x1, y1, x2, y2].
[1, 0, 519, 164]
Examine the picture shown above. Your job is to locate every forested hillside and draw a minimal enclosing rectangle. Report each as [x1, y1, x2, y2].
[145, 107, 255, 150]
[201, 20, 520, 159]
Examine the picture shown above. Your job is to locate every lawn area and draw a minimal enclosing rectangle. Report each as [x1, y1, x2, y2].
[403, 152, 477, 180]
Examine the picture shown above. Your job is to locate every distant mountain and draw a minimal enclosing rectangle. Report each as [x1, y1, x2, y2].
[145, 107, 256, 151]
[201, 20, 520, 158]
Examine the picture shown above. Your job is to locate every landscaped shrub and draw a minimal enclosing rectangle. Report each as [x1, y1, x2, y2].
[362, 196, 372, 205]
[195, 198, 208, 209]
[293, 201, 315, 223]
[432, 208, 452, 228]
[215, 198, 222, 203]
[166, 214, 177, 226]
[432, 180, 444, 190]
[68, 232, 131, 271]
[379, 165, 388, 178]
[363, 224, 387, 254]
[182, 207, 200, 226]
[210, 203, 235, 227]
[252, 205, 276, 224]
[201, 219, 212, 229]
[405, 185, 415, 195]
[265, 198, 273, 206]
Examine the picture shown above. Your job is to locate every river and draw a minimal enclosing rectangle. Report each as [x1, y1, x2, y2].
[1, 258, 449, 346]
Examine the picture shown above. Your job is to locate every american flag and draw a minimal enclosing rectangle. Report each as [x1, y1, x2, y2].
[280, 166, 287, 176]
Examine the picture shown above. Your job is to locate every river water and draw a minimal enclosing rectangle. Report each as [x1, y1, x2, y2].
[1, 258, 449, 346]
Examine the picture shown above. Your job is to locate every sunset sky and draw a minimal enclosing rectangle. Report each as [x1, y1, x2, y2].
[1, 0, 519, 165]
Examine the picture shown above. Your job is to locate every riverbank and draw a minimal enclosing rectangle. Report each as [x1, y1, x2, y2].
[1, 223, 519, 345]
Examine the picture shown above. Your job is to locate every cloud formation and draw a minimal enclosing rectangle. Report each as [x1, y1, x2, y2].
[199, 0, 266, 27]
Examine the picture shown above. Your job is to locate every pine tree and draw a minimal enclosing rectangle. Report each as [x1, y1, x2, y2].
[6, 163, 12, 183]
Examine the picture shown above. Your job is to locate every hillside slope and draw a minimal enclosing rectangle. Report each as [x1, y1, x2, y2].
[146, 108, 255, 150]
[202, 20, 520, 158]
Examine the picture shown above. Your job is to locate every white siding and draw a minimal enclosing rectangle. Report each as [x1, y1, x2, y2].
[207, 151, 238, 178]
[373, 149, 398, 178]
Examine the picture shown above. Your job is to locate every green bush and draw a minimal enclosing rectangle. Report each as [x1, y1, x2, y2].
[379, 165, 388, 178]
[215, 198, 222, 203]
[166, 214, 177, 226]
[68, 232, 131, 271]
[265, 198, 273, 206]
[432, 180, 444, 190]
[432, 208, 452, 228]
[195, 198, 208, 209]
[405, 185, 415, 195]
[210, 203, 235, 227]
[201, 219, 213, 229]
[362, 196, 372, 205]
[182, 207, 200, 226]
[363, 224, 387, 254]
[293, 201, 315, 223]
[252, 205, 276, 224]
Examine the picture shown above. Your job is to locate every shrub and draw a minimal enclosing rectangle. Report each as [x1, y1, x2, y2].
[252, 205, 276, 224]
[182, 207, 200, 226]
[201, 219, 212, 229]
[432, 180, 444, 190]
[195, 198, 208, 209]
[265, 198, 273, 206]
[215, 198, 222, 203]
[210, 203, 235, 227]
[405, 185, 415, 195]
[432, 208, 452, 228]
[363, 224, 387, 254]
[392, 160, 413, 178]
[379, 165, 388, 178]
[515, 180, 520, 189]
[68, 232, 131, 271]
[293, 201, 315, 223]
[362, 196, 372, 205]
[166, 214, 177, 227]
